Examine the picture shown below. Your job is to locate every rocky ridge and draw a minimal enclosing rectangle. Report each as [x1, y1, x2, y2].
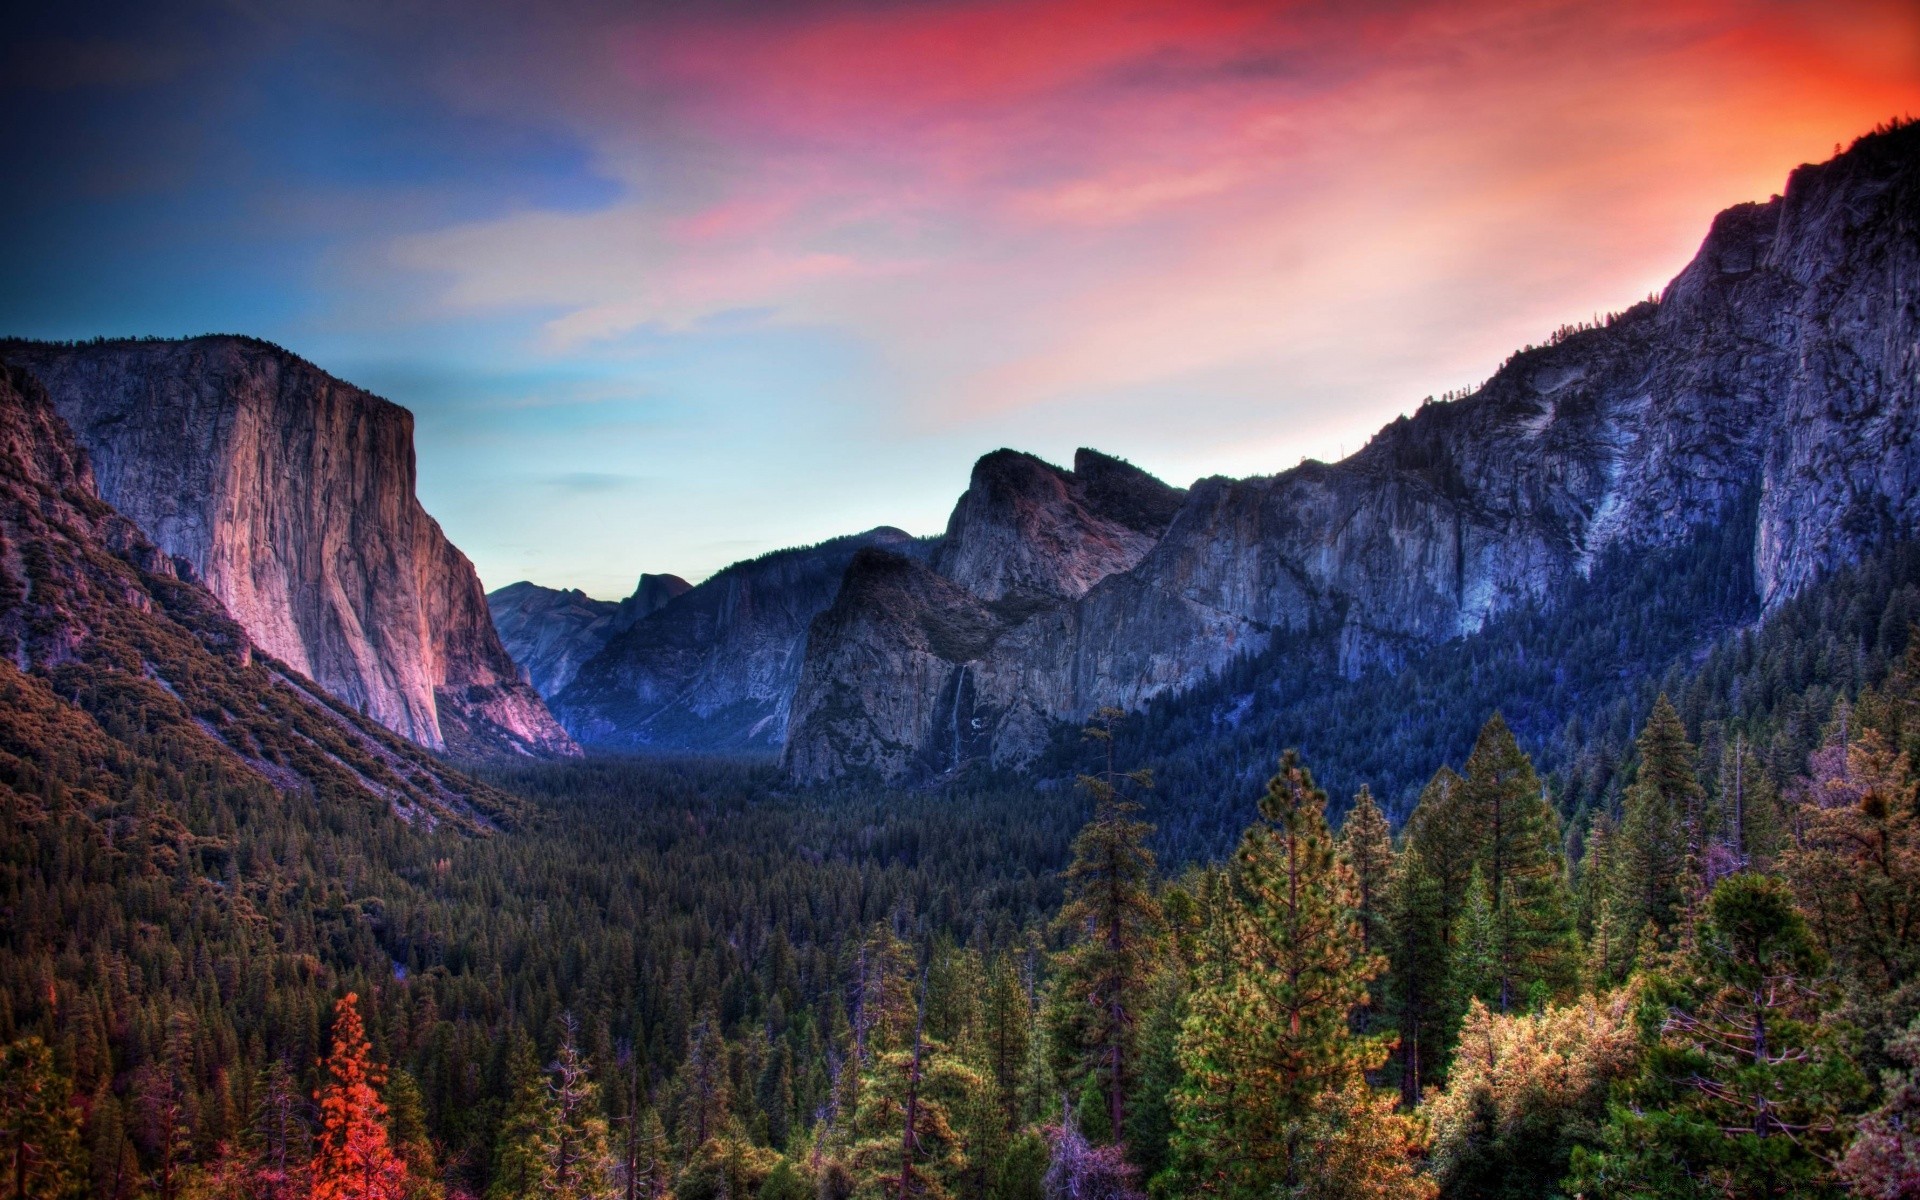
[488, 572, 690, 698]
[0, 337, 578, 760]
[783, 122, 1920, 783]
[552, 528, 932, 752]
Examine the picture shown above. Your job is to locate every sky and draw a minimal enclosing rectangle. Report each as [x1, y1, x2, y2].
[2, 0, 1916, 596]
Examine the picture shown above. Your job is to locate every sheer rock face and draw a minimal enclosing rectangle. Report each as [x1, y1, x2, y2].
[0, 362, 510, 828]
[488, 572, 690, 698]
[0, 337, 578, 760]
[786, 125, 1920, 783]
[784, 450, 1190, 781]
[934, 449, 1186, 603]
[552, 528, 931, 753]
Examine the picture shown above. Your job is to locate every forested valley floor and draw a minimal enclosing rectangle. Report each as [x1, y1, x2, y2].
[7, 545, 1920, 1199]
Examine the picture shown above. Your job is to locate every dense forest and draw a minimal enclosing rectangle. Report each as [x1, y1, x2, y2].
[6, 538, 1920, 1198]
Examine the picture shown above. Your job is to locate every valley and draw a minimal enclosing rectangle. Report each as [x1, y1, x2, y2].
[1, 119, 1917, 1200]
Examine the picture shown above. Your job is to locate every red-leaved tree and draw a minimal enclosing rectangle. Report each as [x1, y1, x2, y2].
[311, 993, 407, 1200]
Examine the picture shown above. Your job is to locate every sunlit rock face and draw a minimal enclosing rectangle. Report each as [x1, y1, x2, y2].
[2, 336, 579, 760]
[785, 125, 1920, 783]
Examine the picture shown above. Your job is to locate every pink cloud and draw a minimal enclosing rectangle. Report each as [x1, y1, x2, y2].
[391, 0, 1920, 471]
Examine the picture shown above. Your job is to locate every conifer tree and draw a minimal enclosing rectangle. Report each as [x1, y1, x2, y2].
[252, 1058, 309, 1200]
[1394, 767, 1478, 1097]
[490, 1032, 549, 1200]
[0, 1036, 83, 1200]
[1163, 751, 1414, 1197]
[1048, 708, 1163, 1151]
[1385, 844, 1448, 1105]
[840, 968, 985, 1200]
[1405, 767, 1478, 940]
[1614, 695, 1706, 949]
[1445, 867, 1500, 1021]
[1458, 714, 1575, 1010]
[981, 953, 1032, 1130]
[1338, 787, 1394, 956]
[1715, 732, 1784, 872]
[383, 1070, 442, 1200]
[1424, 992, 1639, 1200]
[311, 993, 407, 1200]
[1577, 819, 1632, 987]
[536, 1019, 618, 1200]
[678, 1014, 730, 1158]
[1568, 874, 1867, 1199]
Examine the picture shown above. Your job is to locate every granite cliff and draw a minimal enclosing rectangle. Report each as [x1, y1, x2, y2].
[553, 528, 930, 753]
[0, 337, 578, 760]
[0, 360, 514, 826]
[488, 572, 690, 698]
[784, 121, 1920, 783]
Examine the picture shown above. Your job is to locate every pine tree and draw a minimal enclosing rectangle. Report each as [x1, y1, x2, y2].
[1568, 874, 1868, 1199]
[0, 1036, 83, 1200]
[1715, 732, 1784, 872]
[383, 1069, 443, 1200]
[536, 1018, 618, 1200]
[1458, 714, 1576, 1011]
[677, 1013, 730, 1158]
[1405, 767, 1478, 939]
[252, 1059, 309, 1200]
[311, 993, 407, 1200]
[980, 953, 1032, 1131]
[1424, 992, 1638, 1200]
[1614, 695, 1706, 950]
[489, 1032, 550, 1200]
[1162, 751, 1411, 1197]
[1445, 867, 1500, 1022]
[1577, 817, 1634, 987]
[1385, 844, 1448, 1105]
[1338, 786, 1394, 1031]
[839, 970, 985, 1200]
[1048, 708, 1163, 1154]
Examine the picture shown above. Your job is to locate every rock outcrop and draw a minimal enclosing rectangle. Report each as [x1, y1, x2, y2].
[553, 528, 930, 752]
[786, 121, 1920, 783]
[0, 360, 513, 826]
[489, 572, 690, 698]
[0, 337, 578, 760]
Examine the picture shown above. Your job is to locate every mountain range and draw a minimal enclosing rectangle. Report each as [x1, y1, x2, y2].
[0, 122, 1913, 790]
[499, 121, 1920, 785]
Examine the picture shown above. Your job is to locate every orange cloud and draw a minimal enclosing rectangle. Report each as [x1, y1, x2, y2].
[398, 0, 1920, 477]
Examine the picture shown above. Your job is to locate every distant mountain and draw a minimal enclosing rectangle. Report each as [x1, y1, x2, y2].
[0, 336, 578, 761]
[0, 360, 512, 827]
[551, 528, 932, 753]
[784, 121, 1920, 783]
[784, 449, 1187, 781]
[489, 573, 690, 698]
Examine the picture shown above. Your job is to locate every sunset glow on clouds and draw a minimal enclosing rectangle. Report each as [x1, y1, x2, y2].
[4, 0, 1917, 592]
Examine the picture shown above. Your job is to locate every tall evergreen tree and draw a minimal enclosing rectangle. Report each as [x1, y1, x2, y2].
[1569, 874, 1867, 1199]
[1614, 695, 1707, 949]
[536, 1019, 618, 1200]
[1458, 714, 1576, 1011]
[0, 1036, 83, 1200]
[311, 993, 407, 1200]
[1337, 787, 1394, 975]
[1385, 844, 1448, 1105]
[1048, 708, 1164, 1152]
[1162, 751, 1413, 1197]
[1577, 818, 1633, 987]
[489, 1032, 549, 1200]
[981, 953, 1032, 1131]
